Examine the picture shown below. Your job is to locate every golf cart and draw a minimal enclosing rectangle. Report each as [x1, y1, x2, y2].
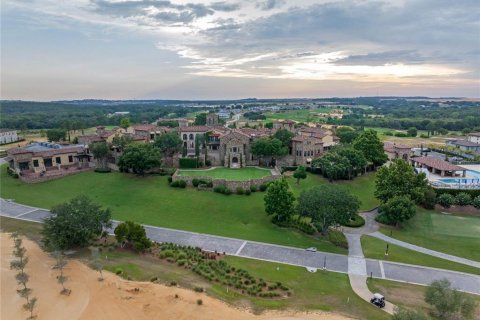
[370, 293, 385, 308]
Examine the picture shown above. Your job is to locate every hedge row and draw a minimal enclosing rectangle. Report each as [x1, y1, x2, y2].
[179, 158, 198, 169]
[434, 188, 480, 199]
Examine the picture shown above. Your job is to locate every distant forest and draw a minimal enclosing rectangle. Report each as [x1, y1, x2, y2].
[331, 99, 480, 132]
[0, 98, 479, 132]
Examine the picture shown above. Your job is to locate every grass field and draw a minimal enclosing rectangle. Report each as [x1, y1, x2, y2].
[0, 166, 378, 252]
[367, 278, 480, 319]
[177, 167, 272, 181]
[361, 235, 480, 275]
[0, 167, 344, 253]
[264, 107, 336, 123]
[379, 208, 480, 262]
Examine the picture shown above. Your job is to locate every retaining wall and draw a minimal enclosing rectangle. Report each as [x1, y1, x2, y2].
[172, 167, 281, 191]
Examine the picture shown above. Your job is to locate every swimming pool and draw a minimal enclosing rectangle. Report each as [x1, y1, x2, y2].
[439, 170, 480, 185]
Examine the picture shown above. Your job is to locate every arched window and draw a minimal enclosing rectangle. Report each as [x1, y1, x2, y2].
[189, 134, 194, 140]
[183, 134, 187, 140]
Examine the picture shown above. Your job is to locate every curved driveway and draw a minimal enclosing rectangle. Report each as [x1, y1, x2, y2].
[1, 198, 479, 296]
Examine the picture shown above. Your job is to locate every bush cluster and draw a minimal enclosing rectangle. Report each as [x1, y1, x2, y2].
[273, 218, 316, 235]
[179, 158, 198, 169]
[342, 214, 365, 228]
[192, 178, 209, 187]
[170, 180, 187, 188]
[94, 168, 112, 173]
[156, 243, 290, 298]
[327, 230, 348, 248]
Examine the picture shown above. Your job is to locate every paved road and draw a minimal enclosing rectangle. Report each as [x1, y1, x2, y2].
[1, 199, 479, 295]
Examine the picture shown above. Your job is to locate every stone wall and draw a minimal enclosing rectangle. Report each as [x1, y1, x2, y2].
[172, 167, 281, 191]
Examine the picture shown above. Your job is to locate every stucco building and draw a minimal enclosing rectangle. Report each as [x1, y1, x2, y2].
[0, 129, 19, 144]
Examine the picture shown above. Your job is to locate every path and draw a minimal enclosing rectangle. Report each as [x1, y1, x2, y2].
[1, 199, 479, 297]
[369, 231, 480, 268]
[345, 233, 396, 315]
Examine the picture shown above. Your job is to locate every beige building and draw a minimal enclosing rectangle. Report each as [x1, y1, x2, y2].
[6, 142, 92, 181]
[291, 135, 324, 165]
[384, 142, 411, 161]
[0, 129, 19, 145]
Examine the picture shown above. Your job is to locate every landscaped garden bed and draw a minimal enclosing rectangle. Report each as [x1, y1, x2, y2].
[154, 243, 291, 298]
[176, 166, 273, 181]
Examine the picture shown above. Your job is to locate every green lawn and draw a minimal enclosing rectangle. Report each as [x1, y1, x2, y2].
[264, 107, 336, 123]
[218, 256, 389, 319]
[367, 278, 480, 319]
[0, 166, 344, 253]
[379, 207, 480, 262]
[177, 167, 272, 181]
[361, 235, 480, 275]
[0, 166, 378, 251]
[288, 172, 379, 211]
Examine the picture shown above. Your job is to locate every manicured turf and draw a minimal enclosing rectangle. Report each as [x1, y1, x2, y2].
[379, 207, 480, 262]
[222, 256, 389, 319]
[177, 166, 272, 181]
[361, 235, 480, 275]
[367, 278, 480, 319]
[288, 172, 379, 211]
[264, 107, 338, 123]
[0, 166, 344, 253]
[0, 166, 378, 251]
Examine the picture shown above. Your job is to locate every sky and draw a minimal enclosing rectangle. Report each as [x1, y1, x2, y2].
[1, 0, 479, 100]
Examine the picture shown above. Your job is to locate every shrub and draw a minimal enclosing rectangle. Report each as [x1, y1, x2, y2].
[245, 189, 251, 195]
[150, 276, 158, 282]
[206, 181, 213, 187]
[178, 180, 187, 188]
[214, 185, 227, 194]
[194, 287, 204, 292]
[250, 185, 257, 192]
[454, 192, 472, 206]
[437, 193, 455, 208]
[422, 188, 436, 209]
[115, 268, 123, 275]
[343, 214, 365, 228]
[170, 181, 179, 187]
[179, 158, 198, 168]
[236, 187, 244, 195]
[259, 183, 268, 192]
[224, 188, 232, 195]
[170, 281, 177, 286]
[328, 230, 348, 248]
[375, 212, 395, 225]
[205, 159, 212, 166]
[394, 132, 408, 137]
[473, 195, 480, 209]
[94, 168, 111, 173]
[383, 131, 394, 136]
[196, 299, 203, 305]
[419, 133, 429, 138]
[167, 176, 173, 183]
[192, 178, 200, 187]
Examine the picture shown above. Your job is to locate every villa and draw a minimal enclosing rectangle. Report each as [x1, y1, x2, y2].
[384, 142, 411, 161]
[6, 142, 92, 182]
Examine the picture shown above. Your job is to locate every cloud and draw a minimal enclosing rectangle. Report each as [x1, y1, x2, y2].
[256, 0, 284, 11]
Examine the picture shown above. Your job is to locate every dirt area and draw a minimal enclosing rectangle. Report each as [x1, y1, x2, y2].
[1, 233, 352, 320]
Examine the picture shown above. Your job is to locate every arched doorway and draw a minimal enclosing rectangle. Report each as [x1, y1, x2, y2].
[232, 157, 238, 164]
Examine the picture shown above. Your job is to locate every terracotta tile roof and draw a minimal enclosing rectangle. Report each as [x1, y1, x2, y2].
[132, 124, 159, 132]
[469, 132, 480, 137]
[178, 126, 210, 132]
[412, 156, 465, 172]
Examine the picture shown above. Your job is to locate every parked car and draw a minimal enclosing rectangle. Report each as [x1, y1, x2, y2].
[370, 293, 385, 308]
[306, 247, 317, 252]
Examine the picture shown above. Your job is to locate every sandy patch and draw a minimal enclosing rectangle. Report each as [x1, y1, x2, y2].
[1, 234, 352, 320]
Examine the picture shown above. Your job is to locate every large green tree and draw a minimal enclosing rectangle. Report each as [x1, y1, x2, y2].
[379, 195, 416, 227]
[297, 185, 360, 233]
[194, 113, 207, 125]
[352, 129, 387, 167]
[312, 152, 350, 181]
[293, 166, 307, 184]
[273, 129, 294, 147]
[90, 142, 111, 169]
[120, 117, 131, 129]
[118, 143, 162, 175]
[264, 178, 295, 223]
[114, 221, 151, 252]
[154, 132, 183, 159]
[42, 196, 112, 250]
[374, 159, 428, 204]
[46, 129, 67, 142]
[337, 147, 367, 178]
[251, 137, 288, 165]
[336, 127, 359, 144]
